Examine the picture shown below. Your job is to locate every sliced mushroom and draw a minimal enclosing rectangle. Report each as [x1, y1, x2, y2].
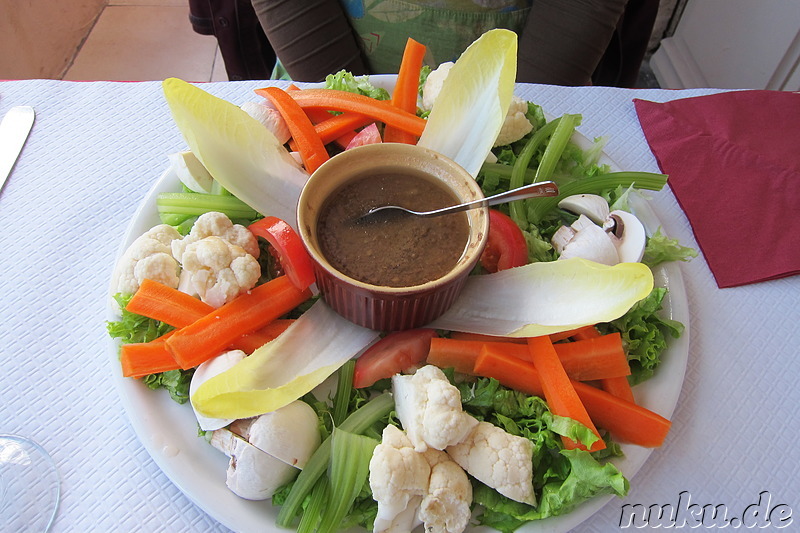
[210, 401, 321, 501]
[557, 223, 620, 265]
[603, 210, 647, 263]
[557, 194, 610, 225]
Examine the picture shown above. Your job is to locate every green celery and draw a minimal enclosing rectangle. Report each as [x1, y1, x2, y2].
[316, 428, 378, 533]
[276, 393, 394, 528]
[156, 191, 259, 221]
[527, 171, 668, 224]
[509, 118, 561, 228]
[334, 360, 356, 426]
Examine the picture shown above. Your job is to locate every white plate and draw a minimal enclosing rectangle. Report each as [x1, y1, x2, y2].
[107, 81, 689, 533]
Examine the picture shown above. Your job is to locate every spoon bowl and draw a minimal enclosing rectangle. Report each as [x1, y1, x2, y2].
[359, 180, 558, 223]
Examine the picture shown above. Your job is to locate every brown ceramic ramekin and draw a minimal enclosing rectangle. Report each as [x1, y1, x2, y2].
[297, 143, 489, 331]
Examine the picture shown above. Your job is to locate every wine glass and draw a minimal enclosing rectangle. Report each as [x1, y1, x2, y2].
[0, 434, 60, 532]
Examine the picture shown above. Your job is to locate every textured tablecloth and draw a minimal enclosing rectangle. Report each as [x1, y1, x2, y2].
[1, 79, 797, 532]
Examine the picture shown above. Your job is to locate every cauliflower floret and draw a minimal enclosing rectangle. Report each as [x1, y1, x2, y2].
[421, 61, 455, 111]
[180, 236, 260, 307]
[447, 420, 537, 506]
[112, 224, 182, 295]
[493, 95, 534, 147]
[419, 449, 473, 533]
[369, 425, 430, 533]
[393, 365, 479, 453]
[240, 101, 291, 145]
[172, 211, 259, 263]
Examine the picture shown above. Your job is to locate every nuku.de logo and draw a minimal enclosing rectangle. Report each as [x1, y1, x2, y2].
[618, 490, 793, 529]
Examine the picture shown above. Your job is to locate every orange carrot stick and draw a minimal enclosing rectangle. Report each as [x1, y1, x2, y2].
[600, 375, 636, 403]
[384, 38, 426, 144]
[474, 347, 670, 447]
[125, 278, 213, 328]
[572, 325, 602, 341]
[527, 336, 605, 452]
[552, 332, 631, 382]
[120, 331, 179, 378]
[290, 112, 374, 151]
[256, 87, 329, 173]
[427, 337, 629, 381]
[165, 276, 311, 369]
[227, 319, 295, 354]
[284, 89, 427, 137]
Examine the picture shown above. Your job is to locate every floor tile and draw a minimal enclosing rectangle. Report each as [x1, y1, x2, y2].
[64, 5, 217, 82]
[210, 46, 228, 82]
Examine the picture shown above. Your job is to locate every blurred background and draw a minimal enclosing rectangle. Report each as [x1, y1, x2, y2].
[0, 0, 798, 90]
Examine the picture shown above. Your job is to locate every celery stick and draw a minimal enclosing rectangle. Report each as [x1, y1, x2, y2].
[535, 114, 580, 184]
[276, 393, 394, 527]
[527, 171, 668, 224]
[316, 428, 378, 533]
[510, 118, 560, 228]
[156, 191, 259, 220]
[334, 360, 355, 426]
[296, 478, 328, 533]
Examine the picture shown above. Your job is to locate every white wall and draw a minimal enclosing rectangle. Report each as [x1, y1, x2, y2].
[651, 0, 800, 90]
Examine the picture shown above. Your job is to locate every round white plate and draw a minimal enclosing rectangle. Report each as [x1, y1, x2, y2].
[107, 80, 689, 533]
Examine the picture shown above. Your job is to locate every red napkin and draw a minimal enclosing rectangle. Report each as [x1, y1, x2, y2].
[634, 90, 800, 288]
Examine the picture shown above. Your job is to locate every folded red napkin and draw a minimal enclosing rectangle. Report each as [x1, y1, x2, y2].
[634, 90, 800, 288]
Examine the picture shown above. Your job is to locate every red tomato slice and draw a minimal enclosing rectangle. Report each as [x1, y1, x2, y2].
[353, 329, 438, 388]
[480, 209, 529, 273]
[249, 216, 316, 290]
[345, 123, 382, 150]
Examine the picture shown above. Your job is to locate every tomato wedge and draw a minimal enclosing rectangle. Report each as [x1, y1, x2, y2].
[353, 329, 438, 388]
[480, 209, 529, 273]
[248, 217, 316, 290]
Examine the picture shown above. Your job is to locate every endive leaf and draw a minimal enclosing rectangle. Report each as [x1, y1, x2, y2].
[417, 29, 517, 177]
[431, 258, 654, 337]
[162, 78, 309, 227]
[191, 300, 379, 419]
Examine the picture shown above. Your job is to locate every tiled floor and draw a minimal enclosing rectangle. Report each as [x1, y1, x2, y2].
[63, 0, 227, 82]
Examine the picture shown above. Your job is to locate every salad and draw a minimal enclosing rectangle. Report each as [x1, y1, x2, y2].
[107, 30, 696, 533]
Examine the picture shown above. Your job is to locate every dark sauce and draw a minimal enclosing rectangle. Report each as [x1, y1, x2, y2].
[317, 172, 470, 287]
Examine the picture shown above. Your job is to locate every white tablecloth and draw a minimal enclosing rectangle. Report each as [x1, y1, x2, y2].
[1, 79, 797, 532]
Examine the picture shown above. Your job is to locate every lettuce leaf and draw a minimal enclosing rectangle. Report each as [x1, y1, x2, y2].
[418, 29, 517, 177]
[324, 70, 390, 100]
[643, 227, 699, 268]
[599, 287, 684, 384]
[162, 78, 309, 227]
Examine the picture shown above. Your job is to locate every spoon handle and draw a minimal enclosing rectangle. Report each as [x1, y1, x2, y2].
[422, 181, 559, 216]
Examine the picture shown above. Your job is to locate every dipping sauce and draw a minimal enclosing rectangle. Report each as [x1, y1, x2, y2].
[317, 172, 470, 288]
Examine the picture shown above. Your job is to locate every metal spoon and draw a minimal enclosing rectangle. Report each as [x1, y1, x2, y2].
[359, 181, 558, 222]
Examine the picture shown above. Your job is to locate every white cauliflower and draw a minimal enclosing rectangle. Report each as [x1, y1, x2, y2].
[493, 95, 534, 147]
[421, 61, 455, 111]
[447, 420, 537, 506]
[171, 211, 259, 263]
[240, 101, 292, 145]
[369, 425, 430, 533]
[393, 365, 478, 453]
[112, 224, 182, 295]
[180, 236, 260, 307]
[420, 449, 473, 533]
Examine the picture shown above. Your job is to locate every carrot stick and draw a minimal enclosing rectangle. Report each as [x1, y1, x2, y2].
[165, 276, 311, 369]
[548, 325, 599, 342]
[527, 336, 605, 452]
[427, 337, 629, 381]
[448, 332, 527, 344]
[256, 87, 329, 173]
[290, 112, 373, 151]
[474, 347, 670, 447]
[384, 38, 425, 144]
[600, 375, 636, 403]
[126, 278, 213, 328]
[572, 325, 602, 341]
[120, 331, 179, 378]
[552, 332, 631, 382]
[283, 89, 427, 137]
[227, 319, 294, 354]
